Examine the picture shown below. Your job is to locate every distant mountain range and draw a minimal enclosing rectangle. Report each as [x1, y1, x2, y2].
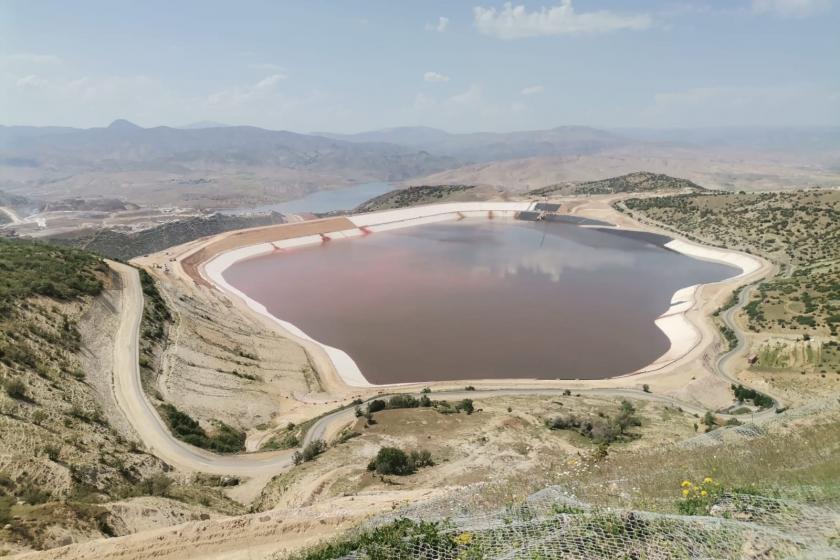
[315, 125, 631, 162]
[0, 119, 456, 174]
[319, 125, 840, 161]
[0, 120, 459, 207]
[1, 120, 837, 208]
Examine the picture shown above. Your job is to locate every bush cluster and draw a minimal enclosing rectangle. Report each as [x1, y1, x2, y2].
[731, 384, 773, 409]
[546, 400, 641, 445]
[293, 439, 326, 465]
[367, 447, 434, 476]
[0, 237, 105, 316]
[159, 403, 245, 453]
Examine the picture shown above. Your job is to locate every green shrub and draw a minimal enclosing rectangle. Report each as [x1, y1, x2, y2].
[387, 394, 420, 409]
[293, 439, 326, 465]
[368, 447, 413, 475]
[158, 403, 244, 453]
[455, 399, 474, 414]
[731, 384, 774, 408]
[5, 379, 28, 401]
[134, 474, 173, 497]
[546, 400, 641, 445]
[366, 400, 387, 414]
[262, 431, 299, 451]
[367, 447, 434, 476]
[0, 237, 105, 316]
[290, 518, 456, 560]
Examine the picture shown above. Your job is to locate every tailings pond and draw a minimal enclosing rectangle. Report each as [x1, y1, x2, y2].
[223, 220, 738, 383]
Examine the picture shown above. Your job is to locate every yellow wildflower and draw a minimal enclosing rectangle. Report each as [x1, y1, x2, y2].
[701, 490, 708, 497]
[681, 480, 692, 488]
[682, 489, 690, 497]
[703, 477, 713, 484]
[454, 532, 474, 545]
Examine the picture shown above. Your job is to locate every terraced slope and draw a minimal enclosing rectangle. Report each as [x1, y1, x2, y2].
[0, 240, 240, 554]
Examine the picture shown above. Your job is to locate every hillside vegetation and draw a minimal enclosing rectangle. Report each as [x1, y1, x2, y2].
[620, 189, 840, 372]
[0, 239, 238, 554]
[46, 212, 286, 260]
[0, 238, 106, 314]
[529, 172, 706, 197]
[355, 185, 478, 213]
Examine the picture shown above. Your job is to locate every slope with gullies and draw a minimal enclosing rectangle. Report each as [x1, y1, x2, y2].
[0, 239, 243, 556]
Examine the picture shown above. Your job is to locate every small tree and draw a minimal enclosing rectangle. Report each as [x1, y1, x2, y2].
[409, 449, 434, 468]
[294, 439, 326, 465]
[368, 447, 413, 475]
[456, 399, 474, 414]
[367, 400, 386, 414]
[703, 411, 717, 432]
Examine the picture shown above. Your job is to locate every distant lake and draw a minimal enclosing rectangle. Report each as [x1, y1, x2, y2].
[221, 182, 393, 216]
[223, 220, 738, 384]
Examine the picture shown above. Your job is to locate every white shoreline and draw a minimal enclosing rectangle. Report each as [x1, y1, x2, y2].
[201, 202, 762, 387]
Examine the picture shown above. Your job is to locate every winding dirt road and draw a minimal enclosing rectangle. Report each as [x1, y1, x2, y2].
[0, 205, 22, 225]
[110, 260, 298, 477]
[110, 259, 778, 480]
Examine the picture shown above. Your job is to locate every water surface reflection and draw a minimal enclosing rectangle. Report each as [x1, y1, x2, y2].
[224, 220, 738, 383]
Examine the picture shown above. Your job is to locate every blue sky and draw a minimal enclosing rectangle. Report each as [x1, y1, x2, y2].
[1, 0, 838, 132]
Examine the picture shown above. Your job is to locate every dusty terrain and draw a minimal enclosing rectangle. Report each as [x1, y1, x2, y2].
[407, 146, 840, 193]
[9, 187, 830, 560]
[10, 391, 707, 560]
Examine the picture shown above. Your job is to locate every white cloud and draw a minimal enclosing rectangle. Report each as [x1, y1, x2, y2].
[751, 0, 830, 17]
[1, 53, 62, 66]
[15, 74, 49, 89]
[423, 71, 450, 83]
[206, 74, 286, 107]
[473, 1, 652, 39]
[425, 16, 450, 32]
[248, 62, 284, 72]
[520, 85, 544, 95]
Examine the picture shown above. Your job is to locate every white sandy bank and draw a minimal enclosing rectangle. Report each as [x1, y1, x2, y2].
[202, 203, 534, 388]
[634, 238, 762, 374]
[201, 202, 761, 387]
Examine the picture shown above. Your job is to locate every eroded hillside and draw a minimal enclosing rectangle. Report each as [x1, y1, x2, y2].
[0, 240, 244, 555]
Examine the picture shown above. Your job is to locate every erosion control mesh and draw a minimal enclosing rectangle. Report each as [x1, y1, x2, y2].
[334, 486, 839, 559]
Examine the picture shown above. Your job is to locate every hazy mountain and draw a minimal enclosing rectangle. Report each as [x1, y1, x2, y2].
[319, 125, 631, 162]
[0, 121, 460, 207]
[315, 126, 452, 147]
[180, 121, 232, 129]
[0, 120, 456, 173]
[613, 126, 840, 153]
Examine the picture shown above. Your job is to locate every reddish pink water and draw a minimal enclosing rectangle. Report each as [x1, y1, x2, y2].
[223, 220, 737, 383]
